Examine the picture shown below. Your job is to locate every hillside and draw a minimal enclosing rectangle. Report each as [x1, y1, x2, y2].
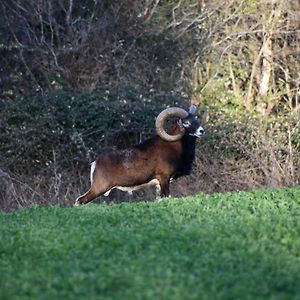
[1, 187, 300, 300]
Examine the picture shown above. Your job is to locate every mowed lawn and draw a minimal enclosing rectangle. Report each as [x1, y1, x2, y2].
[1, 188, 300, 300]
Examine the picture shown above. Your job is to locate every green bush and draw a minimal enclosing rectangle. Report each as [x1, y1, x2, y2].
[0, 88, 187, 174]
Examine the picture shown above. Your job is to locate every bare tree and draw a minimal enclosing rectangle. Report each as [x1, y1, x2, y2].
[197, 0, 300, 114]
[0, 0, 211, 98]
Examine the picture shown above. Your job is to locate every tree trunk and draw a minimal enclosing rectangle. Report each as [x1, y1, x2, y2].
[258, 37, 272, 98]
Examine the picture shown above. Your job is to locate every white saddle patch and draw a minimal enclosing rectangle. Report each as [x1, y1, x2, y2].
[90, 161, 96, 184]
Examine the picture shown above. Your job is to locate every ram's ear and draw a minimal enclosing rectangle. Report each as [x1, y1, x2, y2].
[189, 105, 197, 115]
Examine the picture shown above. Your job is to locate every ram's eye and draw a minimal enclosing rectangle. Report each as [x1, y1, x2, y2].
[183, 120, 191, 128]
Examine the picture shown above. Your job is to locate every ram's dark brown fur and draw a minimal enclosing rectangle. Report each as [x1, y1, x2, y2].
[75, 106, 204, 205]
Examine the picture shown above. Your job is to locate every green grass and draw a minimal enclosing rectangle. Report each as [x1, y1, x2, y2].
[1, 188, 300, 300]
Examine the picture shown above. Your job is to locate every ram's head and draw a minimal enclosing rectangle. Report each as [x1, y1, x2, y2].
[156, 105, 205, 141]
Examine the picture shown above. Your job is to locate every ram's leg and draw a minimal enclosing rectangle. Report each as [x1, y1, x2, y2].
[75, 184, 111, 206]
[75, 160, 112, 205]
[155, 184, 161, 199]
[157, 176, 171, 198]
[75, 188, 99, 206]
[161, 183, 170, 198]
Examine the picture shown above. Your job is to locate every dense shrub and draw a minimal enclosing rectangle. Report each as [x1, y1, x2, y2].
[0, 88, 186, 175]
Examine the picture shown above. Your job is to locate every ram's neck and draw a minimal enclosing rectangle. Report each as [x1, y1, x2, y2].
[167, 123, 183, 136]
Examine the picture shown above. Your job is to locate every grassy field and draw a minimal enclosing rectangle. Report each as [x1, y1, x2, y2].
[1, 188, 300, 300]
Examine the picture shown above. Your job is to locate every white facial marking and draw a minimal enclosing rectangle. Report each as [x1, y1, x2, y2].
[195, 126, 204, 137]
[183, 120, 191, 128]
[190, 126, 204, 137]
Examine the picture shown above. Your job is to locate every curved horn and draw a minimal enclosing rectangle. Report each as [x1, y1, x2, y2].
[156, 107, 189, 141]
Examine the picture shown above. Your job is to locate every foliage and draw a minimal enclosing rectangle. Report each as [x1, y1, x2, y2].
[0, 88, 187, 174]
[1, 187, 300, 299]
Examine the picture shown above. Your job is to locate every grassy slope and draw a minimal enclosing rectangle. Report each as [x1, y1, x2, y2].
[1, 188, 300, 300]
